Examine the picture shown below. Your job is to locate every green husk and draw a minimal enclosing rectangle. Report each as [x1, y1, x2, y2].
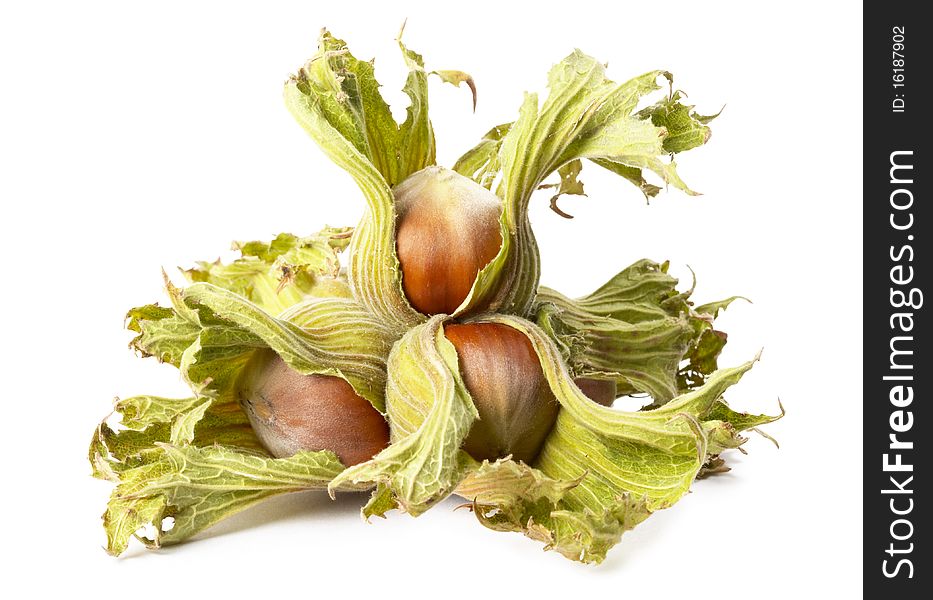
[283, 30, 443, 331]
[452, 123, 511, 189]
[129, 279, 393, 411]
[182, 228, 353, 314]
[455, 57, 717, 317]
[328, 316, 478, 516]
[93, 437, 354, 556]
[533, 259, 736, 403]
[92, 30, 779, 564]
[93, 228, 397, 554]
[454, 313, 779, 563]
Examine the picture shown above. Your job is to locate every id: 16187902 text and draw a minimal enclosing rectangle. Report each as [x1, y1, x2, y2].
[891, 26, 905, 112]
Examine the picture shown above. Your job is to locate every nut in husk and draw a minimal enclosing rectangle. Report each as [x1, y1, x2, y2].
[237, 349, 389, 466]
[395, 166, 503, 316]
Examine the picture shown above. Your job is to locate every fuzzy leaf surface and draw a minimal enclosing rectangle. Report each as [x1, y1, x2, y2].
[329, 316, 478, 515]
[97, 443, 354, 556]
[182, 228, 352, 315]
[461, 314, 773, 563]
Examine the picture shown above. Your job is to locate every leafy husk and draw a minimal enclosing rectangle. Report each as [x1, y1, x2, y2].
[284, 30, 445, 330]
[329, 316, 478, 516]
[92, 229, 397, 554]
[92, 32, 777, 565]
[452, 313, 779, 563]
[456, 55, 717, 318]
[534, 259, 737, 403]
[182, 227, 353, 315]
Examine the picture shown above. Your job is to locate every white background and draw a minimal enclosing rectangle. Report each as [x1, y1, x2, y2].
[1, 1, 862, 596]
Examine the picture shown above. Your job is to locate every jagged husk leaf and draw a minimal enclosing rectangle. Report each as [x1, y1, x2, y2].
[585, 89, 720, 197]
[129, 281, 393, 411]
[454, 457, 630, 562]
[452, 123, 511, 189]
[537, 259, 689, 324]
[89, 396, 262, 483]
[637, 90, 719, 154]
[456, 459, 648, 563]
[539, 159, 586, 218]
[702, 397, 784, 456]
[590, 158, 663, 200]
[455, 56, 715, 318]
[284, 30, 445, 331]
[456, 457, 580, 509]
[93, 262, 397, 554]
[95, 441, 358, 556]
[89, 388, 366, 556]
[455, 313, 777, 563]
[534, 259, 734, 403]
[678, 295, 749, 390]
[329, 316, 478, 516]
[694, 296, 747, 319]
[536, 303, 693, 403]
[182, 227, 353, 315]
[431, 69, 477, 111]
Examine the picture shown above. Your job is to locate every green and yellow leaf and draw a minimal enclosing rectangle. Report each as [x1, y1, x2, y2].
[182, 228, 353, 315]
[329, 316, 478, 515]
